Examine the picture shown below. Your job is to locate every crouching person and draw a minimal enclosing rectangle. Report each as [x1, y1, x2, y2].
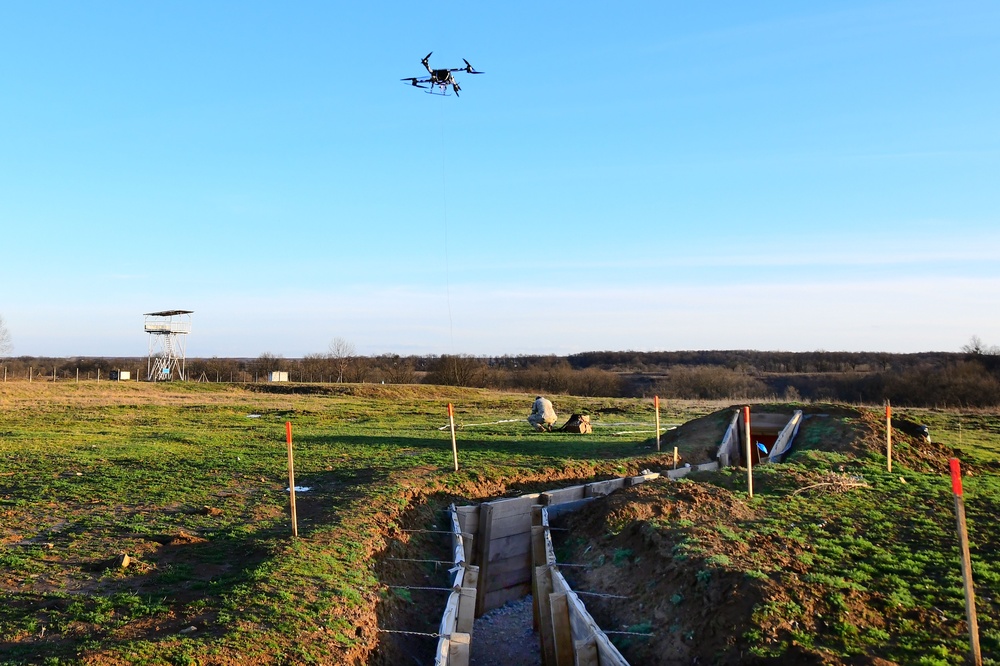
[528, 396, 557, 432]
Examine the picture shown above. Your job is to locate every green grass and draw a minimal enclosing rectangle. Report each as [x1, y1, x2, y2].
[0, 381, 693, 664]
[4, 383, 998, 665]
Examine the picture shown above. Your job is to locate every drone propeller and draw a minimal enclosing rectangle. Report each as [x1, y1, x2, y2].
[401, 77, 429, 89]
[462, 58, 483, 74]
[421, 52, 433, 70]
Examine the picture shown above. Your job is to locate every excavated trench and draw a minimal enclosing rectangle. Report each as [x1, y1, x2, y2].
[371, 408, 809, 666]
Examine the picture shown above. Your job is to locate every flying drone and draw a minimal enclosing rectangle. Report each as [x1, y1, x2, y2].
[401, 52, 483, 97]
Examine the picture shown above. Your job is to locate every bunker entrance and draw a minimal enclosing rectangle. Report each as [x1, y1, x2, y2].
[716, 408, 803, 467]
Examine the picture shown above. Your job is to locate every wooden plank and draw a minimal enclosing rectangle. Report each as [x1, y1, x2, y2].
[461, 533, 474, 566]
[550, 568, 570, 595]
[487, 494, 542, 519]
[595, 632, 631, 666]
[535, 566, 556, 666]
[474, 502, 495, 617]
[573, 638, 599, 666]
[462, 565, 479, 593]
[448, 632, 471, 666]
[484, 559, 532, 592]
[487, 531, 532, 561]
[482, 582, 531, 612]
[628, 472, 660, 485]
[456, 587, 477, 635]
[549, 592, 574, 666]
[584, 478, 626, 498]
[489, 511, 534, 541]
[531, 525, 544, 631]
[456, 507, 478, 566]
[486, 550, 532, 577]
[541, 485, 586, 506]
[530, 524, 546, 569]
[455, 506, 479, 535]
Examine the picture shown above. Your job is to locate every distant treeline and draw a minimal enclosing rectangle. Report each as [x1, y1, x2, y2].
[4, 349, 1000, 407]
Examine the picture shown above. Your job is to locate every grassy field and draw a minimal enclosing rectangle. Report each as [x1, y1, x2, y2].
[2, 383, 998, 665]
[0, 382, 705, 665]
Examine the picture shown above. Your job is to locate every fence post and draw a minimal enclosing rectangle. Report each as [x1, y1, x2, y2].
[950, 459, 982, 665]
[886, 401, 893, 472]
[654, 395, 661, 452]
[448, 403, 459, 471]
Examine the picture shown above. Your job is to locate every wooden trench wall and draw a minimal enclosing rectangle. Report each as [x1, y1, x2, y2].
[436, 466, 720, 666]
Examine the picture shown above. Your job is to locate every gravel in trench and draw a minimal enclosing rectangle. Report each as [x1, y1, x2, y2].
[469, 596, 542, 666]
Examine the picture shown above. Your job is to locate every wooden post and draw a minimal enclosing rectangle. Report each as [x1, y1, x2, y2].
[673, 446, 678, 470]
[950, 459, 982, 665]
[448, 632, 471, 666]
[76, 368, 79, 383]
[286, 421, 298, 538]
[52, 366, 56, 382]
[744, 406, 753, 498]
[29, 366, 32, 383]
[654, 395, 661, 452]
[886, 401, 893, 472]
[448, 403, 459, 471]
[474, 502, 495, 616]
[535, 565, 557, 665]
[550, 592, 574, 666]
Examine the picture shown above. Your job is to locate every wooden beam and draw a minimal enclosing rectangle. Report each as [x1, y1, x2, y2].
[573, 638, 599, 666]
[549, 592, 574, 666]
[535, 566, 556, 666]
[456, 586, 477, 635]
[474, 502, 495, 617]
[448, 632, 471, 666]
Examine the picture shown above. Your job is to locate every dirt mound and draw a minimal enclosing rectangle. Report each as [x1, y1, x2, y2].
[552, 475, 912, 665]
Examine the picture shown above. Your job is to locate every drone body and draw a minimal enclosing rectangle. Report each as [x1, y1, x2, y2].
[401, 52, 483, 97]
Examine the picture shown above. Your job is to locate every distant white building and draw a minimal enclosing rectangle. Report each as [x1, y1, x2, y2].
[266, 371, 289, 382]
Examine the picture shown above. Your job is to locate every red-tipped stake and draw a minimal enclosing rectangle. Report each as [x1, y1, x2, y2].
[286, 422, 298, 538]
[949, 459, 982, 665]
[447, 403, 459, 472]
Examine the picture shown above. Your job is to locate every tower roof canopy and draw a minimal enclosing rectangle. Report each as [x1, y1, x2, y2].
[144, 310, 193, 316]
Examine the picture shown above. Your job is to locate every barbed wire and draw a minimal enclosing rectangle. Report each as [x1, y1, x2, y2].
[376, 628, 442, 638]
[574, 590, 630, 599]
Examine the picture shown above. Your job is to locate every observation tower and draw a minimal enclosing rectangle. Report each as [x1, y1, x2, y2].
[144, 310, 193, 381]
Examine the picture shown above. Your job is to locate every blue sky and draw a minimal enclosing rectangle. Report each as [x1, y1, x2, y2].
[1, 1, 998, 357]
